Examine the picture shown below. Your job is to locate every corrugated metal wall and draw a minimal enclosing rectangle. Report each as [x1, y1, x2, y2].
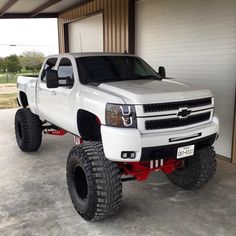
[233, 91, 236, 163]
[136, 0, 236, 158]
[58, 0, 131, 53]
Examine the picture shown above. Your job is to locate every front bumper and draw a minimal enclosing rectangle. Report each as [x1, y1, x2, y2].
[101, 116, 219, 162]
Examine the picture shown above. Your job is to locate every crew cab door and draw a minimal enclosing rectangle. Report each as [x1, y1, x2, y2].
[37, 57, 77, 133]
[36, 57, 58, 121]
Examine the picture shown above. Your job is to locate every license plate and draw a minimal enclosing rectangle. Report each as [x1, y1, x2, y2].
[177, 145, 195, 159]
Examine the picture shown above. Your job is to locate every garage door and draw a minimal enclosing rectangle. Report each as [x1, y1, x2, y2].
[136, 0, 236, 158]
[68, 13, 103, 53]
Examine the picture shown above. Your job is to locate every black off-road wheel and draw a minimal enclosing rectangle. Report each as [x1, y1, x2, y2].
[15, 108, 42, 152]
[66, 142, 122, 221]
[167, 146, 216, 189]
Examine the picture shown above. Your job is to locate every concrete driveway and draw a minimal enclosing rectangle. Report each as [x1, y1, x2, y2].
[0, 109, 236, 236]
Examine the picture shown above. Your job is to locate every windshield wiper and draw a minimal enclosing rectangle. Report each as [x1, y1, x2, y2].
[87, 78, 122, 85]
[131, 74, 162, 80]
[87, 75, 162, 85]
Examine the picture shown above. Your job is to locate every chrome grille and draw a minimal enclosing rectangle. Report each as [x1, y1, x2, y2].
[143, 97, 212, 113]
[145, 112, 211, 130]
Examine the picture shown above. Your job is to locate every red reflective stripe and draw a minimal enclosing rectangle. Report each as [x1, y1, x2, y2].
[74, 136, 83, 145]
[79, 137, 84, 144]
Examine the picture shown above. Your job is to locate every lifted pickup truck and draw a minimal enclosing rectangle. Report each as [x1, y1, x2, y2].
[15, 53, 219, 221]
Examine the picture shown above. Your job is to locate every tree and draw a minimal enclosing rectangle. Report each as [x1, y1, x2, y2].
[5, 55, 21, 75]
[20, 51, 45, 73]
[0, 57, 6, 73]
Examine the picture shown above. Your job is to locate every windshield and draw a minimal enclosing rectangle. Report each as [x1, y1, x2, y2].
[76, 56, 161, 84]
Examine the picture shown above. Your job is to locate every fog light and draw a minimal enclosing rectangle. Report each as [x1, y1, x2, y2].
[121, 151, 136, 159]
[122, 152, 128, 158]
[130, 152, 135, 158]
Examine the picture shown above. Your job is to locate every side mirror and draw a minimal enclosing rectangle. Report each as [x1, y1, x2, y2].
[46, 70, 59, 88]
[158, 66, 166, 78]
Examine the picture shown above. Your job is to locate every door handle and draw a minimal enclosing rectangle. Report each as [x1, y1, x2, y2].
[37, 87, 42, 91]
[51, 91, 57, 95]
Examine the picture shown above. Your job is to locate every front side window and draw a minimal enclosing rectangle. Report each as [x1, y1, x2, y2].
[41, 57, 57, 81]
[76, 56, 161, 84]
[57, 58, 74, 88]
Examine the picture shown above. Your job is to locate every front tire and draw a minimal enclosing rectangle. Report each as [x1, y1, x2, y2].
[66, 142, 122, 221]
[167, 146, 216, 189]
[15, 108, 42, 152]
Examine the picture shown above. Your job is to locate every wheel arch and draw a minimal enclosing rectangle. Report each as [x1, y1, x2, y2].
[19, 91, 29, 108]
[77, 109, 101, 141]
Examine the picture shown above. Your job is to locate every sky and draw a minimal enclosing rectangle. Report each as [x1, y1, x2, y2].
[0, 18, 59, 57]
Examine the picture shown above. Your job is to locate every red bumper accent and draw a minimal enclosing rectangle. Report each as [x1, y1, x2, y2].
[44, 129, 67, 136]
[119, 159, 182, 181]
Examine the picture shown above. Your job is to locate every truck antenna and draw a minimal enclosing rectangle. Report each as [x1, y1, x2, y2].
[80, 33, 83, 53]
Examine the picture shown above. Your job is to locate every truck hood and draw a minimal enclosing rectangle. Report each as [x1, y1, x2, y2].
[98, 79, 213, 104]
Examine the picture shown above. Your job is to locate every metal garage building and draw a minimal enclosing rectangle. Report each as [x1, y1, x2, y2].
[0, 0, 235, 162]
[135, 0, 236, 160]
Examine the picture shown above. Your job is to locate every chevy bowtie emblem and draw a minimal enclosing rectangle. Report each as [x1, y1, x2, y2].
[177, 108, 191, 118]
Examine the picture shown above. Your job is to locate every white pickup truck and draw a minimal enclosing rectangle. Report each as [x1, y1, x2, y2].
[15, 53, 219, 221]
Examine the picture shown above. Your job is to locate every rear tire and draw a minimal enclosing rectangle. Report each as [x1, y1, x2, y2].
[15, 108, 42, 152]
[66, 142, 122, 221]
[167, 146, 216, 189]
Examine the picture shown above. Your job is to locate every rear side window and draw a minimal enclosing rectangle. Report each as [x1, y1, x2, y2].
[41, 58, 57, 81]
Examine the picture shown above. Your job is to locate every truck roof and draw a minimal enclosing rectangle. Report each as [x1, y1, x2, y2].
[48, 52, 135, 58]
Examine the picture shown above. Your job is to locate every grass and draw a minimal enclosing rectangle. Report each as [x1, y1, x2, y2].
[0, 93, 18, 109]
[0, 74, 17, 84]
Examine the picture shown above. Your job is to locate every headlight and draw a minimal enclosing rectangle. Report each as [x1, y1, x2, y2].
[105, 103, 137, 128]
